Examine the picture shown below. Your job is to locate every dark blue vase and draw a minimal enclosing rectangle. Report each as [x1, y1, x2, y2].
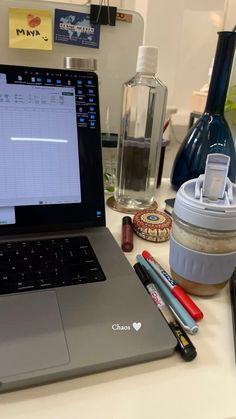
[171, 31, 236, 190]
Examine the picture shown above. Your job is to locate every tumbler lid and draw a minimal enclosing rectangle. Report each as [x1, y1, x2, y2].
[174, 154, 236, 231]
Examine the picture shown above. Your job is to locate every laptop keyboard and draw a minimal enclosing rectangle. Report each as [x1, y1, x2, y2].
[0, 236, 106, 295]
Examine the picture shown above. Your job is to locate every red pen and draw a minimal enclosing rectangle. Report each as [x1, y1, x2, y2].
[142, 250, 203, 321]
[163, 118, 170, 134]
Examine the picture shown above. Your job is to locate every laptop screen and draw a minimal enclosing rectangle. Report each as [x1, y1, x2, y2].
[0, 64, 105, 235]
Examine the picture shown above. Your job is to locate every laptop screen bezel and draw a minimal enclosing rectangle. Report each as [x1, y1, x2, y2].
[0, 64, 106, 236]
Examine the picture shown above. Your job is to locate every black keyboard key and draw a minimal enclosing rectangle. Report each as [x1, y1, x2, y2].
[17, 281, 37, 291]
[38, 278, 55, 289]
[0, 272, 11, 283]
[0, 235, 106, 295]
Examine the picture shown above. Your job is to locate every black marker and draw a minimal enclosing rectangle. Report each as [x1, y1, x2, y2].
[133, 262, 197, 362]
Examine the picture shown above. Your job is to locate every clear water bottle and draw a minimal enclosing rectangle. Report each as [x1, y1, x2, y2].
[114, 46, 167, 210]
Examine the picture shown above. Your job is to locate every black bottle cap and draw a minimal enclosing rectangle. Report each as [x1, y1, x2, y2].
[122, 216, 132, 226]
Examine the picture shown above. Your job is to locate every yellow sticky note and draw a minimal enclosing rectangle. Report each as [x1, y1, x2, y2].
[9, 8, 52, 50]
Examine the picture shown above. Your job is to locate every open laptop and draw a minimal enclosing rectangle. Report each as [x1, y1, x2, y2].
[0, 64, 176, 392]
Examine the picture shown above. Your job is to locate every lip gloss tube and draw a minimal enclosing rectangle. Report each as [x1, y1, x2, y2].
[121, 216, 133, 252]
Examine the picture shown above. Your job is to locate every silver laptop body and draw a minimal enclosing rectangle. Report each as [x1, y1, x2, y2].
[0, 65, 176, 392]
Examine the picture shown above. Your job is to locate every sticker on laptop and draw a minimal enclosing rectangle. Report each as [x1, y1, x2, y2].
[112, 322, 142, 332]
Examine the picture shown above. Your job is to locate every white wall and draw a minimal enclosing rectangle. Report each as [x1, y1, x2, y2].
[31, 0, 236, 125]
[126, 0, 226, 125]
[224, 0, 236, 31]
[172, 0, 225, 123]
[41, 0, 122, 5]
[224, 0, 236, 85]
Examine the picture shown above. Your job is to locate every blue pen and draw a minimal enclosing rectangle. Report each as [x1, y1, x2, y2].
[136, 255, 198, 335]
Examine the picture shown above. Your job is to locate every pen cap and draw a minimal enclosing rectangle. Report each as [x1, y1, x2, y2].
[170, 155, 236, 295]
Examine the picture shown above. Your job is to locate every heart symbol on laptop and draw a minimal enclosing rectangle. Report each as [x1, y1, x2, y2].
[132, 322, 141, 331]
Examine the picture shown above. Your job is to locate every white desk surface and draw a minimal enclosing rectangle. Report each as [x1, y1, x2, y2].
[1, 179, 236, 419]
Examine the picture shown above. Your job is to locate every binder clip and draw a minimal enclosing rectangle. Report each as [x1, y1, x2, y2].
[90, 1, 117, 26]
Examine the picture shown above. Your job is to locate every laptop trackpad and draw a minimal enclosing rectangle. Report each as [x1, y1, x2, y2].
[0, 291, 70, 378]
